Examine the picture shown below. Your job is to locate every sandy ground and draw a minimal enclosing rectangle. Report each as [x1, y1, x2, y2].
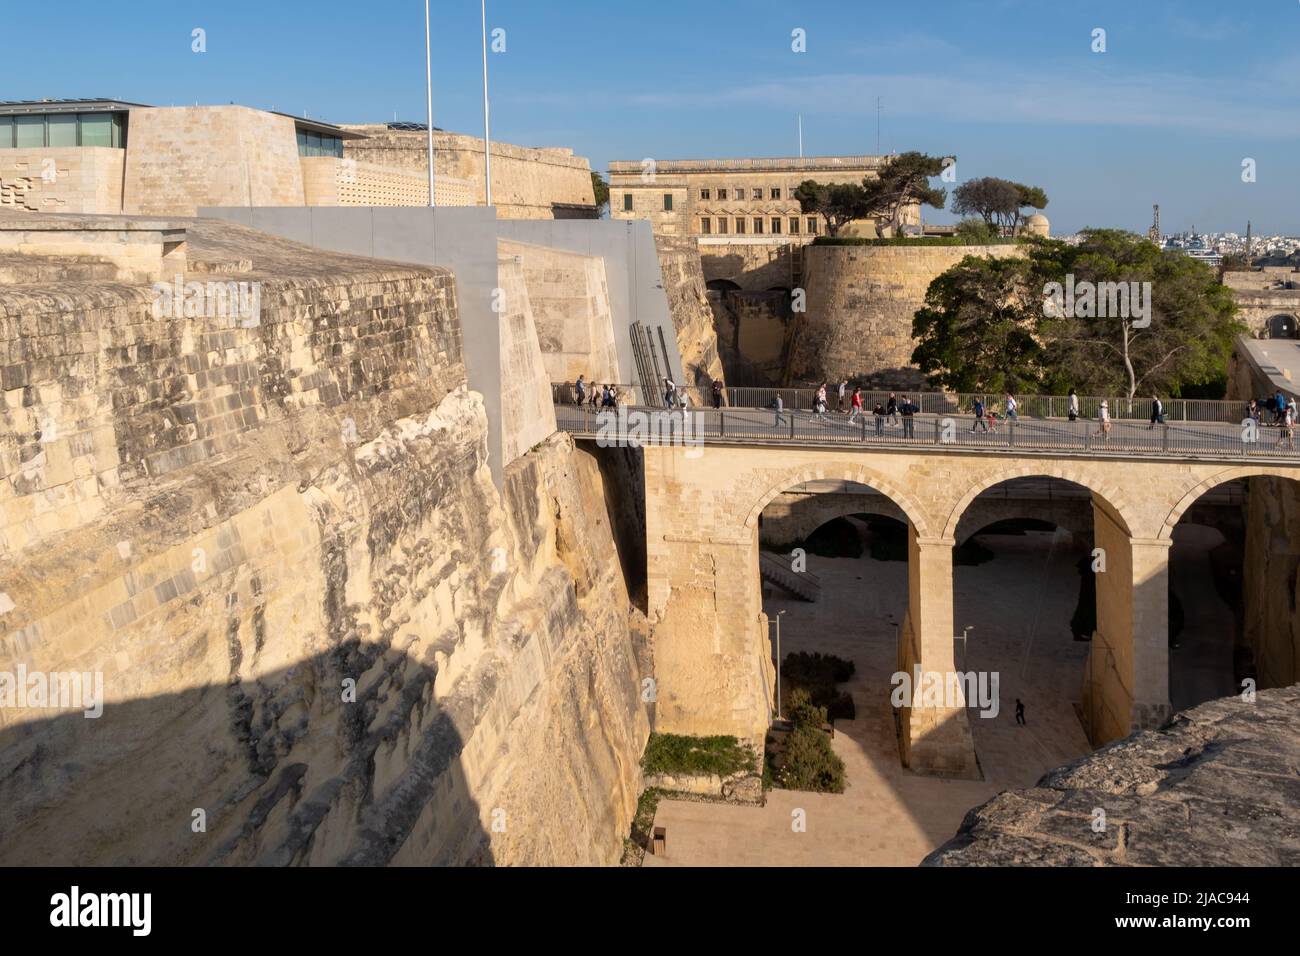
[645, 523, 1235, 867]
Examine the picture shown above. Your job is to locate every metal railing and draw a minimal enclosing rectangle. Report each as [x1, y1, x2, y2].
[551, 382, 1264, 425]
[552, 400, 1300, 463]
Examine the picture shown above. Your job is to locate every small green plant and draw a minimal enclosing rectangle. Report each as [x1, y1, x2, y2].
[641, 733, 757, 777]
[786, 687, 827, 728]
[776, 724, 846, 793]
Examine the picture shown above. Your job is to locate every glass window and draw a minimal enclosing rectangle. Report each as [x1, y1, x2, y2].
[700, 217, 711, 234]
[789, 217, 800, 234]
[807, 217, 818, 235]
[14, 115, 45, 148]
[771, 188, 781, 200]
[772, 218, 782, 234]
[753, 217, 763, 234]
[717, 217, 728, 234]
[752, 188, 762, 200]
[623, 193, 633, 211]
[47, 114, 78, 147]
[0, 117, 12, 148]
[700, 188, 710, 200]
[297, 131, 308, 153]
[717, 187, 727, 200]
[78, 114, 113, 147]
[735, 217, 746, 234]
[111, 113, 125, 148]
[307, 132, 323, 157]
[663, 193, 673, 211]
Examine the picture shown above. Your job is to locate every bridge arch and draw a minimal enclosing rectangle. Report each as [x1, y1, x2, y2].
[1159, 466, 1292, 539]
[744, 463, 933, 538]
[942, 464, 1136, 541]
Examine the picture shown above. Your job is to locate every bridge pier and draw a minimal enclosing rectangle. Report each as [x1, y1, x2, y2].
[1084, 505, 1173, 745]
[897, 534, 980, 778]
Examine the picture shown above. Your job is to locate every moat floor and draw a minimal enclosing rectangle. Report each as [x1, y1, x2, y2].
[645, 527, 1232, 867]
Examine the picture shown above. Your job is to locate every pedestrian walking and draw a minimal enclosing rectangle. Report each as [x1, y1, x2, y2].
[1148, 394, 1165, 429]
[971, 397, 989, 433]
[608, 384, 619, 408]
[1067, 388, 1079, 422]
[1015, 699, 1026, 726]
[848, 386, 864, 424]
[1275, 390, 1287, 425]
[662, 377, 677, 409]
[1097, 400, 1111, 440]
[711, 379, 723, 409]
[872, 401, 886, 436]
[837, 380, 848, 413]
[1004, 393, 1018, 421]
[886, 393, 900, 427]
[589, 383, 599, 407]
[1278, 400, 1296, 450]
[811, 383, 829, 422]
[575, 374, 586, 406]
[773, 393, 785, 427]
[900, 395, 916, 438]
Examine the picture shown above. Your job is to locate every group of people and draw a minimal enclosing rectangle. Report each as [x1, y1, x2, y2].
[573, 375, 619, 409]
[1246, 390, 1298, 448]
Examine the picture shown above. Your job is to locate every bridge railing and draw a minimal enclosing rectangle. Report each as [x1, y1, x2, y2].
[552, 402, 1300, 461]
[551, 382, 1257, 424]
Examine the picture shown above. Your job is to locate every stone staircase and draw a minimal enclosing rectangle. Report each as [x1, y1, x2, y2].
[759, 550, 821, 601]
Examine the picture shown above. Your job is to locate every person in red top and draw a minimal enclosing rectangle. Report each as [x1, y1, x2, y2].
[848, 386, 864, 424]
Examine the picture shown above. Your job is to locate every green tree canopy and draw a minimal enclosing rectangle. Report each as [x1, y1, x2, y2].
[794, 180, 870, 236]
[591, 171, 610, 217]
[912, 229, 1243, 399]
[951, 177, 1049, 234]
[861, 151, 949, 237]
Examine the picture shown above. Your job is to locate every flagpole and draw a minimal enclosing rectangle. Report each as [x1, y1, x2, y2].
[425, 0, 436, 206]
[481, 0, 493, 207]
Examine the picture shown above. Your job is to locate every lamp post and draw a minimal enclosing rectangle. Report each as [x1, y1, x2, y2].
[770, 610, 786, 720]
[424, 0, 435, 207]
[480, 0, 493, 207]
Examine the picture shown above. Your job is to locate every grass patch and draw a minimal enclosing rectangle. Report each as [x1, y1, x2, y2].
[642, 733, 757, 777]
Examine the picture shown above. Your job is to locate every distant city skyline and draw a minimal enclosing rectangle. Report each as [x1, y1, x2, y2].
[10, 0, 1299, 235]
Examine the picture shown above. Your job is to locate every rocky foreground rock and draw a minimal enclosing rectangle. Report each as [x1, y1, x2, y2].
[924, 685, 1300, 866]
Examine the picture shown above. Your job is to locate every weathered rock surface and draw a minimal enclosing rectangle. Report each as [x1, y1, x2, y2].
[0, 219, 649, 865]
[924, 686, 1300, 866]
[655, 235, 726, 390]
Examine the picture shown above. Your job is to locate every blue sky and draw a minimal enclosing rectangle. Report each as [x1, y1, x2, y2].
[7, 0, 1298, 234]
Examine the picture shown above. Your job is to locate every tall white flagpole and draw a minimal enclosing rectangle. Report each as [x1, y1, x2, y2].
[798, 115, 803, 158]
[481, 0, 493, 207]
[425, 0, 436, 206]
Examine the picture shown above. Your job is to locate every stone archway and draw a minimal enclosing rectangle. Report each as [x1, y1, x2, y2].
[1266, 313, 1299, 339]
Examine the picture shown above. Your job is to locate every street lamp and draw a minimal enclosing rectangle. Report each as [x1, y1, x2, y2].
[769, 610, 787, 720]
[958, 626, 973, 673]
[424, 0, 435, 207]
[480, 0, 493, 207]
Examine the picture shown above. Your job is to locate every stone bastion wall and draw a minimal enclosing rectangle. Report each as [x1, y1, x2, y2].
[796, 243, 1024, 387]
[0, 218, 648, 865]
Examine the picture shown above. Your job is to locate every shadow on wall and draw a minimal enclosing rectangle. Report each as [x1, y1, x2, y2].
[0, 644, 492, 867]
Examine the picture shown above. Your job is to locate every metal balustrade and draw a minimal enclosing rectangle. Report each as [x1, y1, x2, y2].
[552, 393, 1300, 463]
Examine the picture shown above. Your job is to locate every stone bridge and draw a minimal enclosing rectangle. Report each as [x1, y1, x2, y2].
[627, 441, 1300, 778]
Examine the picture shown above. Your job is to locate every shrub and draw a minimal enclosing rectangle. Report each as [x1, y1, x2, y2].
[776, 725, 846, 793]
[786, 687, 828, 728]
[641, 733, 756, 777]
[782, 651, 855, 685]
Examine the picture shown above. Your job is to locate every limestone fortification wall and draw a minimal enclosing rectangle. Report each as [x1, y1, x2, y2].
[0, 147, 126, 214]
[300, 156, 475, 207]
[796, 243, 1024, 386]
[0, 219, 647, 865]
[342, 127, 596, 219]
[498, 239, 619, 385]
[123, 106, 305, 217]
[654, 235, 726, 389]
[700, 240, 800, 292]
[495, 254, 562, 463]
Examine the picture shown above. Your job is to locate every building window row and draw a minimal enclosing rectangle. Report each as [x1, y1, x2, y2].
[0, 112, 126, 149]
[296, 130, 345, 158]
[700, 216, 818, 235]
[700, 187, 783, 201]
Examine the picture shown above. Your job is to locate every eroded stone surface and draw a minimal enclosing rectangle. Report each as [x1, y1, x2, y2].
[924, 686, 1300, 866]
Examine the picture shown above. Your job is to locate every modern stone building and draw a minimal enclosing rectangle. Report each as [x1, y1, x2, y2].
[0, 99, 597, 218]
[607, 154, 919, 239]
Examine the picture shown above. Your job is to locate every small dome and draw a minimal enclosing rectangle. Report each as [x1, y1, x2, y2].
[1022, 213, 1050, 237]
